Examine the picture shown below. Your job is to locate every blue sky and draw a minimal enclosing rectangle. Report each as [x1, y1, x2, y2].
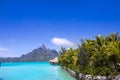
[0, 0, 120, 57]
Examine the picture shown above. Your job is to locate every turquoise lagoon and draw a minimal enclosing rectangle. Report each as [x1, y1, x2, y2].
[0, 62, 76, 80]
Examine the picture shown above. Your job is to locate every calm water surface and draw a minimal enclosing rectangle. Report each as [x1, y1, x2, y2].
[0, 62, 76, 80]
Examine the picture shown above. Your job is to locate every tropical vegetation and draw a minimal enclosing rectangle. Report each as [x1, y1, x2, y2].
[58, 33, 120, 78]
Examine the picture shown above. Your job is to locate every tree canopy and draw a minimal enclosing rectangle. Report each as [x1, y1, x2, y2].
[58, 33, 120, 78]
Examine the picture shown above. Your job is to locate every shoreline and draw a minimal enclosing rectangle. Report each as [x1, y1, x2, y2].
[61, 66, 120, 80]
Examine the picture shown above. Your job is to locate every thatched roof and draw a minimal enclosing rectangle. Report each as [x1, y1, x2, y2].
[49, 57, 58, 64]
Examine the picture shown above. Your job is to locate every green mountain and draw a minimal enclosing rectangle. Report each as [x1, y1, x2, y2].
[0, 44, 58, 62]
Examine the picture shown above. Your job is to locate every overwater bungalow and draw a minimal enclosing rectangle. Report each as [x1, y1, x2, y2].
[49, 57, 58, 64]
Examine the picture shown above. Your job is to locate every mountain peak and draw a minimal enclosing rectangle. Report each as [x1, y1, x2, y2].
[19, 44, 58, 62]
[41, 44, 46, 50]
[0, 45, 58, 62]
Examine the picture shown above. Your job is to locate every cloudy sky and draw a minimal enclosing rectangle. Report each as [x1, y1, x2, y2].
[0, 0, 120, 57]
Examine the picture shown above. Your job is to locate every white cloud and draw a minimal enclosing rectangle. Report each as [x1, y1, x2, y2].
[0, 47, 8, 52]
[0, 53, 18, 58]
[0, 47, 18, 57]
[51, 37, 75, 48]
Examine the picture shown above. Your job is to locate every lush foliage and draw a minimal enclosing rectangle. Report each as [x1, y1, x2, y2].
[59, 33, 120, 77]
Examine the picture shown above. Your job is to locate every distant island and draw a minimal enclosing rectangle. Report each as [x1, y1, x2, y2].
[0, 44, 58, 62]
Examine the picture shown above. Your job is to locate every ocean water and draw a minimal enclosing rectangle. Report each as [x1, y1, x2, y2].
[0, 62, 76, 80]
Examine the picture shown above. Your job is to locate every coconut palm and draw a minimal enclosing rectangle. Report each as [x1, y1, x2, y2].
[58, 32, 120, 78]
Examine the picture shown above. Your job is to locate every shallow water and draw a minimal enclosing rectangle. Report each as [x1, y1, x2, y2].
[0, 62, 76, 80]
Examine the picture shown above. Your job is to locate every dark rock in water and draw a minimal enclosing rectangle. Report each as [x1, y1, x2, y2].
[68, 69, 77, 78]
[61, 67, 108, 80]
[0, 44, 58, 62]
